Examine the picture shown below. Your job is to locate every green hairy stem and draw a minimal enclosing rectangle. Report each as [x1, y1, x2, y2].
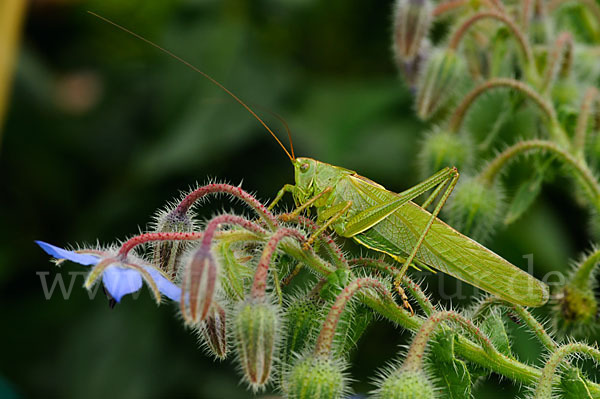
[478, 139, 600, 210]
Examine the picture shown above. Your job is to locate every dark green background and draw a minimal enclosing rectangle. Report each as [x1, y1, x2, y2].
[1, 1, 595, 398]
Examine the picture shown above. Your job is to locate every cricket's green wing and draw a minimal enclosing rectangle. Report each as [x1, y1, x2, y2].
[339, 175, 549, 307]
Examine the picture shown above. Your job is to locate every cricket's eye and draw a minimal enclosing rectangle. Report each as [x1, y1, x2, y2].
[300, 163, 310, 172]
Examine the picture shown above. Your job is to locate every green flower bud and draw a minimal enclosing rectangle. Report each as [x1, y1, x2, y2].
[553, 249, 600, 335]
[374, 369, 436, 399]
[418, 128, 474, 178]
[281, 297, 322, 367]
[415, 48, 465, 120]
[198, 304, 228, 360]
[233, 299, 279, 391]
[446, 177, 505, 243]
[529, 9, 553, 45]
[555, 284, 598, 333]
[286, 356, 347, 399]
[151, 209, 195, 279]
[393, 0, 432, 62]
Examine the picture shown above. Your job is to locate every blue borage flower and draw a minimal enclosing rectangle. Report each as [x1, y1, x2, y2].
[36, 241, 181, 304]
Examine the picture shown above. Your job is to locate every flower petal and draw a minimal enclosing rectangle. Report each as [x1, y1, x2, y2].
[143, 266, 182, 302]
[36, 241, 100, 266]
[102, 265, 143, 302]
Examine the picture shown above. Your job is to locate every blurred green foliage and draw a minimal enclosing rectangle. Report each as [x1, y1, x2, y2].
[0, 0, 595, 398]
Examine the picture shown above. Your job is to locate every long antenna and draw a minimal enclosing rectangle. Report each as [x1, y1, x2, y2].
[248, 104, 295, 160]
[270, 110, 295, 160]
[88, 11, 295, 162]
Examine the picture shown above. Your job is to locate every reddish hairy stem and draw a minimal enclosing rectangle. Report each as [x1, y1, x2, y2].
[314, 277, 398, 357]
[487, 0, 506, 12]
[432, 0, 501, 17]
[251, 228, 306, 299]
[479, 140, 600, 204]
[448, 11, 533, 65]
[118, 231, 204, 258]
[522, 0, 547, 29]
[175, 183, 278, 229]
[521, 0, 534, 27]
[432, 0, 468, 17]
[403, 310, 497, 372]
[541, 32, 573, 92]
[201, 214, 267, 250]
[575, 87, 599, 155]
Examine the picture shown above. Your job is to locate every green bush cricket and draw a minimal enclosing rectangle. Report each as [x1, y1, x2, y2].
[272, 159, 549, 309]
[90, 12, 549, 311]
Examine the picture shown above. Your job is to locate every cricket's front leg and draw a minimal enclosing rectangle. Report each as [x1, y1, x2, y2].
[268, 184, 296, 211]
[278, 186, 350, 250]
[278, 186, 334, 224]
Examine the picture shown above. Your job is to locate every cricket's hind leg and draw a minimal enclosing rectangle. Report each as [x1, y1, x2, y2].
[392, 167, 460, 314]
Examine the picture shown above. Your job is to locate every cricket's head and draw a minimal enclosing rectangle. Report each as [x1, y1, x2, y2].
[293, 157, 318, 195]
[293, 157, 354, 204]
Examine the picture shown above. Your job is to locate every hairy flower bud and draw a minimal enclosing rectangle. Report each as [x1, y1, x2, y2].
[233, 300, 279, 391]
[281, 297, 322, 367]
[399, 40, 431, 90]
[181, 247, 219, 324]
[555, 284, 598, 333]
[416, 49, 465, 120]
[446, 177, 504, 243]
[530, 16, 552, 45]
[198, 304, 228, 360]
[418, 128, 473, 177]
[286, 356, 346, 399]
[374, 369, 436, 399]
[152, 209, 195, 278]
[393, 0, 432, 62]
